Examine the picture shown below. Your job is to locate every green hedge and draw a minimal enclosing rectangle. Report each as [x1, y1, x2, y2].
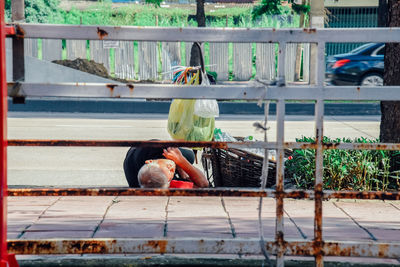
[285, 137, 400, 191]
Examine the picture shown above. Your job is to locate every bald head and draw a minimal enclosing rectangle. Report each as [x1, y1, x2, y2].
[137, 163, 169, 188]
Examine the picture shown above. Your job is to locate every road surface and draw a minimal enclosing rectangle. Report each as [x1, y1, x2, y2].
[7, 112, 380, 187]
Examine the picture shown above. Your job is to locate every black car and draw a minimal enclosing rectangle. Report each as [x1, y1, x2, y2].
[326, 43, 384, 86]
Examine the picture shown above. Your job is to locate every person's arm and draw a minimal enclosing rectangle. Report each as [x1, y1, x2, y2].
[163, 147, 209, 188]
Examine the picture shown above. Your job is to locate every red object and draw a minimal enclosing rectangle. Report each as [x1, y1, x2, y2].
[332, 59, 351, 69]
[0, 0, 18, 266]
[4, 26, 14, 36]
[288, 156, 293, 160]
[169, 180, 194, 189]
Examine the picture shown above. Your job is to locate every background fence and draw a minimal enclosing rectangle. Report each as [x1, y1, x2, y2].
[7, 6, 378, 82]
[7, 38, 310, 82]
[326, 6, 378, 56]
[6, 14, 312, 83]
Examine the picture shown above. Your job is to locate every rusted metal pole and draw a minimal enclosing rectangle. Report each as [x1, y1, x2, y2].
[314, 41, 326, 267]
[274, 41, 287, 267]
[314, 99, 324, 267]
[275, 100, 285, 267]
[7, 188, 272, 197]
[8, 139, 400, 151]
[6, 188, 400, 200]
[7, 139, 231, 148]
[6, 239, 400, 258]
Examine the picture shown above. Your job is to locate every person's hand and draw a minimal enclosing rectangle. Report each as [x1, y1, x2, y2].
[164, 147, 209, 188]
[176, 166, 190, 180]
[163, 147, 184, 165]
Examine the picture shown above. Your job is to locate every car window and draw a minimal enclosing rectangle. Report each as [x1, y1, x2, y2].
[376, 46, 385, 55]
[350, 43, 374, 54]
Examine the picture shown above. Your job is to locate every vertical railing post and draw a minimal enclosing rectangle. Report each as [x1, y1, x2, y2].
[0, 0, 7, 263]
[314, 41, 326, 267]
[275, 41, 286, 267]
[0, 0, 6, 264]
[0, 0, 11, 266]
[275, 99, 285, 267]
[11, 0, 25, 83]
[1, 0, 20, 265]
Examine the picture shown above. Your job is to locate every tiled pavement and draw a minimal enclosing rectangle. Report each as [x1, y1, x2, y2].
[6, 196, 400, 265]
[7, 196, 400, 242]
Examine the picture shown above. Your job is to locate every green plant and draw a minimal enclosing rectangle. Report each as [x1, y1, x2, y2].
[5, 0, 64, 23]
[285, 136, 400, 191]
[252, 0, 309, 21]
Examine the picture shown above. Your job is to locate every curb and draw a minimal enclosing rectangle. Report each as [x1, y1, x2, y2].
[8, 98, 381, 116]
[16, 255, 398, 267]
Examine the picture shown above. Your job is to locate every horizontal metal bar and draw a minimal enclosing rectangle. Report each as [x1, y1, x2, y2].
[7, 188, 400, 200]
[7, 188, 270, 197]
[324, 190, 400, 200]
[233, 142, 400, 151]
[7, 139, 229, 149]
[12, 24, 400, 43]
[8, 140, 400, 151]
[287, 142, 400, 151]
[9, 83, 400, 101]
[7, 238, 400, 258]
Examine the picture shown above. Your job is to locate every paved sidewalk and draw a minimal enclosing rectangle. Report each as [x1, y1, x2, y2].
[7, 196, 400, 265]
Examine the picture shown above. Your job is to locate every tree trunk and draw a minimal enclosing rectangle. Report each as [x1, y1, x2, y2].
[294, 0, 306, 81]
[189, 0, 206, 68]
[378, 0, 388, 27]
[379, 0, 400, 143]
[196, 0, 206, 28]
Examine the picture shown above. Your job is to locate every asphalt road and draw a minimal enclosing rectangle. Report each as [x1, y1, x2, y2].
[7, 112, 380, 187]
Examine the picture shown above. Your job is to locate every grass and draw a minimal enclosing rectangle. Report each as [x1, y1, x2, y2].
[54, 2, 300, 28]
[285, 136, 400, 191]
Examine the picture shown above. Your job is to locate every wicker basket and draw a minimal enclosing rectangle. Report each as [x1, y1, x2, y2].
[202, 146, 281, 188]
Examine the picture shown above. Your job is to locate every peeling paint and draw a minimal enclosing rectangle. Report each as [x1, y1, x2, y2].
[97, 27, 108, 40]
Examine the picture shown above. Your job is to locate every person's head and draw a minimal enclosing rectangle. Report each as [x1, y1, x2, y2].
[137, 159, 176, 188]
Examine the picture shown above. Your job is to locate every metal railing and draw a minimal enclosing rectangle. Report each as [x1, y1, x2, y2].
[2, 19, 400, 267]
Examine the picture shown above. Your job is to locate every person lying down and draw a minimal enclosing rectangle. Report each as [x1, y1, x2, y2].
[124, 146, 209, 188]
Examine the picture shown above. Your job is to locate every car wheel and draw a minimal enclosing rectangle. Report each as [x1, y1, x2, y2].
[360, 73, 383, 86]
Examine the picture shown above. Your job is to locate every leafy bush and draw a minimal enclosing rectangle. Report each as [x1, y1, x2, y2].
[5, 0, 300, 28]
[285, 136, 400, 191]
[5, 0, 64, 23]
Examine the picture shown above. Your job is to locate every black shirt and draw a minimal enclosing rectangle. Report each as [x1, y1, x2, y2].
[123, 146, 195, 188]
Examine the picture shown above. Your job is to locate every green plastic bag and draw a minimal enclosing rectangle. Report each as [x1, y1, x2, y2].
[167, 99, 215, 141]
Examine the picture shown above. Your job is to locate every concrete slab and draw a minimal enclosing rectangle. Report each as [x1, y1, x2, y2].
[167, 231, 234, 238]
[20, 230, 94, 239]
[6, 196, 400, 265]
[7, 232, 20, 239]
[27, 220, 99, 232]
[167, 197, 227, 218]
[94, 222, 165, 238]
[335, 200, 400, 230]
[104, 196, 168, 221]
[7, 196, 59, 205]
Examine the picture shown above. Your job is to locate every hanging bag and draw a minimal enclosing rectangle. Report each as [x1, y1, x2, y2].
[193, 71, 219, 118]
[167, 43, 219, 142]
